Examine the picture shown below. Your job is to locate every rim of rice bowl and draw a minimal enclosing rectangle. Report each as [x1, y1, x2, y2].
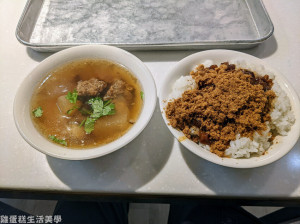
[159, 50, 300, 168]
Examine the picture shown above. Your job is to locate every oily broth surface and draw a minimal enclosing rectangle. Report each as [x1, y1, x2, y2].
[31, 59, 143, 148]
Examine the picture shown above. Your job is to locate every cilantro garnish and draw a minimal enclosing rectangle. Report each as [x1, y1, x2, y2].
[67, 106, 79, 115]
[103, 100, 115, 115]
[32, 106, 43, 118]
[49, 135, 67, 146]
[84, 117, 97, 134]
[66, 89, 78, 104]
[83, 97, 115, 134]
[87, 97, 115, 119]
[140, 91, 144, 100]
[88, 97, 104, 119]
[79, 119, 86, 127]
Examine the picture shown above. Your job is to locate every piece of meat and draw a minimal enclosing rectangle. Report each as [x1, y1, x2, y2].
[76, 78, 107, 96]
[103, 79, 126, 101]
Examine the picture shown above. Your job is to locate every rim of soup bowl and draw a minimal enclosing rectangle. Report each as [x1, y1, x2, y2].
[14, 45, 157, 160]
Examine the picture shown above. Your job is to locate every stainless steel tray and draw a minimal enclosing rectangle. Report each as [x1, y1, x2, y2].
[16, 0, 274, 52]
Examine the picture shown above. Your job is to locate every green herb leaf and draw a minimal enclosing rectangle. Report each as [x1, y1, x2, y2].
[102, 100, 115, 115]
[66, 89, 78, 104]
[83, 97, 115, 134]
[32, 106, 43, 118]
[88, 97, 104, 119]
[84, 117, 97, 134]
[140, 91, 144, 100]
[67, 106, 79, 115]
[103, 99, 112, 107]
[103, 103, 115, 116]
[88, 97, 115, 119]
[49, 135, 67, 146]
[79, 119, 86, 127]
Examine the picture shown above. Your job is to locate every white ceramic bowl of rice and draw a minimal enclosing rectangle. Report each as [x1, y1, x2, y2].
[159, 50, 300, 168]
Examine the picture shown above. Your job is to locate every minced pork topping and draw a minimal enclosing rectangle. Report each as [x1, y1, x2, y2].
[165, 62, 276, 157]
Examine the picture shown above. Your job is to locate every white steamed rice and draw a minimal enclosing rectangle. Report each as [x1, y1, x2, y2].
[168, 60, 295, 158]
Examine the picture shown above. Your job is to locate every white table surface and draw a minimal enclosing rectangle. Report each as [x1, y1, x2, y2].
[1, 0, 300, 198]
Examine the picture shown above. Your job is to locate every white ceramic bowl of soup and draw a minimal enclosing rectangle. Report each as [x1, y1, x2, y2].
[14, 45, 156, 160]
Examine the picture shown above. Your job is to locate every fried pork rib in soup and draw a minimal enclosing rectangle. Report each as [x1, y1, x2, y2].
[31, 59, 143, 148]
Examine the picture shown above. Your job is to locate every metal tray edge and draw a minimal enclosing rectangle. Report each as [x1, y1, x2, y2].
[15, 0, 274, 52]
[255, 0, 275, 42]
[15, 0, 31, 44]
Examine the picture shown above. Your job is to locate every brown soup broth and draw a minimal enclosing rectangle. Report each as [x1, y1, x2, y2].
[31, 59, 143, 148]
